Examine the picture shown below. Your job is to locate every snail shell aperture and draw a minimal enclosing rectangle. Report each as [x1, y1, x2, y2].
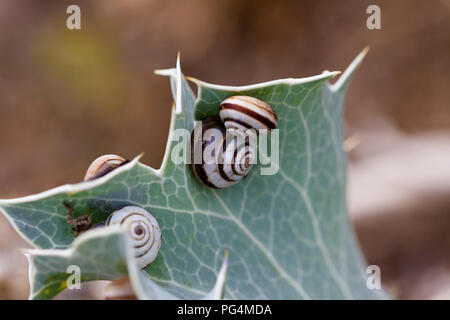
[106, 206, 162, 269]
[219, 95, 278, 136]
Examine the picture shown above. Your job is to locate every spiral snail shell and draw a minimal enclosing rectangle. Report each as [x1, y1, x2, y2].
[84, 154, 128, 181]
[191, 116, 255, 189]
[219, 96, 278, 136]
[106, 206, 162, 269]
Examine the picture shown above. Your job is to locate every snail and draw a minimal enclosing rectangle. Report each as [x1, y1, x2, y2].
[106, 206, 162, 269]
[219, 96, 278, 136]
[190, 96, 278, 188]
[84, 154, 129, 181]
[190, 116, 255, 189]
[61, 155, 128, 235]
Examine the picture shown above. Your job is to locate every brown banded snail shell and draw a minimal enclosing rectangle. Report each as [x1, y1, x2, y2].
[219, 96, 278, 136]
[191, 116, 255, 189]
[84, 154, 128, 181]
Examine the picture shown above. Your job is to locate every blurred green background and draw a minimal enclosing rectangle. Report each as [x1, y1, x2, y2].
[0, 0, 449, 299]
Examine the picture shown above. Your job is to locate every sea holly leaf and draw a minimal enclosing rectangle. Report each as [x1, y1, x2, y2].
[0, 48, 386, 299]
[25, 225, 229, 299]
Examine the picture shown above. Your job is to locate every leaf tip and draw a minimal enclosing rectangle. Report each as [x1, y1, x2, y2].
[18, 248, 31, 257]
[176, 51, 181, 66]
[154, 68, 175, 77]
[135, 152, 145, 161]
[185, 76, 201, 85]
[330, 46, 369, 93]
[362, 45, 370, 56]
[203, 250, 229, 300]
[329, 70, 342, 78]
[175, 53, 183, 114]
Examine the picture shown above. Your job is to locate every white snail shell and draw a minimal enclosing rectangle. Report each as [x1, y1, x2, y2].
[84, 154, 128, 181]
[106, 206, 162, 269]
[191, 117, 255, 189]
[219, 96, 278, 135]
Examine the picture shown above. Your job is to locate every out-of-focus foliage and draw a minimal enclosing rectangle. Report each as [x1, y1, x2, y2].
[36, 30, 126, 111]
[0, 0, 449, 299]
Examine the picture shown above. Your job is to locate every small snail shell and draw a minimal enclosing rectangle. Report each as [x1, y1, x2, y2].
[104, 276, 136, 300]
[219, 96, 278, 135]
[84, 154, 128, 181]
[106, 206, 162, 269]
[191, 116, 255, 189]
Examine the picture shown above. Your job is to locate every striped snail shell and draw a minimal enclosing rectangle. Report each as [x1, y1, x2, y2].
[191, 116, 255, 189]
[84, 154, 128, 181]
[106, 206, 162, 269]
[219, 96, 278, 136]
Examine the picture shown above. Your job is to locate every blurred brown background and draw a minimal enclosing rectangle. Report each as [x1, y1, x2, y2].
[0, 0, 449, 299]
